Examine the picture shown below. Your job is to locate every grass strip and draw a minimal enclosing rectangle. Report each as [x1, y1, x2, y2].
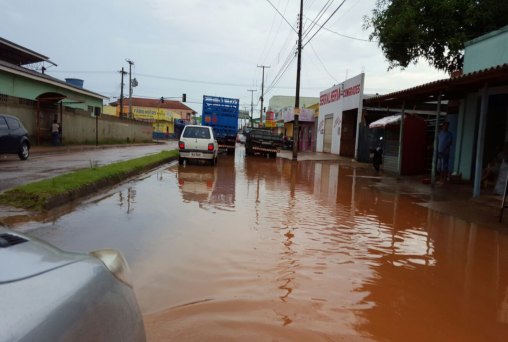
[0, 150, 178, 211]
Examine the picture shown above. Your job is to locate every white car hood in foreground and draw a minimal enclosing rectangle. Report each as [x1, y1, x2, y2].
[0, 228, 85, 283]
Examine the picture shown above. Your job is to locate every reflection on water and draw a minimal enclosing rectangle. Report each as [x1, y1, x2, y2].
[118, 187, 137, 214]
[23, 149, 508, 341]
[170, 155, 236, 211]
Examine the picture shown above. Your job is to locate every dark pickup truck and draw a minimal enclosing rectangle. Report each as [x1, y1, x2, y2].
[244, 128, 283, 158]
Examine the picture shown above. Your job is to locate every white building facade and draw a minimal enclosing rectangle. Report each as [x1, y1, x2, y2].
[316, 73, 365, 158]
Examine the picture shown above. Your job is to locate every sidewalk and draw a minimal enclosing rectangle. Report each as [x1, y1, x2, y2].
[277, 150, 345, 162]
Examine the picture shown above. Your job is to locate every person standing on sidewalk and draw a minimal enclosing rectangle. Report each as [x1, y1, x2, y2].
[437, 121, 452, 182]
[51, 119, 60, 146]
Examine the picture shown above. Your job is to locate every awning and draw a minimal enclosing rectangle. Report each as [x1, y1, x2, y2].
[364, 63, 508, 107]
[36, 92, 66, 103]
[369, 114, 402, 128]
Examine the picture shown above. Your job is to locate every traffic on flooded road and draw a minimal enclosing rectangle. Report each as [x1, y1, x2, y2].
[12, 146, 508, 341]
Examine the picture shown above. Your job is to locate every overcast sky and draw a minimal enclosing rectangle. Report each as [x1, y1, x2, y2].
[2, 0, 448, 115]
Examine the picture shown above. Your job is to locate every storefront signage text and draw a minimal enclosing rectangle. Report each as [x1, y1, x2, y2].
[343, 84, 361, 97]
[320, 84, 361, 105]
[320, 89, 340, 105]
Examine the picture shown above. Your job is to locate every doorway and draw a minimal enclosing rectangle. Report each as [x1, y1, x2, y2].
[340, 109, 358, 157]
[323, 115, 333, 153]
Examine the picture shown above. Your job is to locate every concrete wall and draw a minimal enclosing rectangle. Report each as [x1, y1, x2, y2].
[464, 25, 508, 73]
[62, 111, 152, 144]
[0, 94, 152, 144]
[0, 96, 38, 133]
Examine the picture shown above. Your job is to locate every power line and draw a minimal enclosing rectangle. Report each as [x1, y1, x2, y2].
[302, 0, 335, 40]
[264, 45, 297, 96]
[49, 70, 116, 74]
[50, 69, 333, 92]
[136, 73, 253, 87]
[261, 0, 291, 65]
[264, 13, 297, 72]
[303, 0, 347, 48]
[303, 15, 375, 42]
[257, 0, 282, 66]
[308, 42, 338, 83]
[264, 0, 297, 33]
[264, 50, 297, 96]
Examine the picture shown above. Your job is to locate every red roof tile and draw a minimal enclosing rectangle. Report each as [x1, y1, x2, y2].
[110, 97, 196, 113]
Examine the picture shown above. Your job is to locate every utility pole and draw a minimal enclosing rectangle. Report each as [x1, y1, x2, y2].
[257, 65, 270, 127]
[119, 67, 127, 118]
[247, 89, 257, 127]
[292, 0, 303, 161]
[126, 59, 134, 118]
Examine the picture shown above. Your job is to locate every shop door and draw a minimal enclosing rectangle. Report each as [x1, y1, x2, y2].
[340, 110, 357, 157]
[323, 117, 333, 153]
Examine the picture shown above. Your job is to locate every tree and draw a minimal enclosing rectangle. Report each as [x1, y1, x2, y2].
[364, 0, 508, 73]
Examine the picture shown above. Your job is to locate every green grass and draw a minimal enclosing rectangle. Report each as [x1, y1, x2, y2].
[0, 150, 178, 211]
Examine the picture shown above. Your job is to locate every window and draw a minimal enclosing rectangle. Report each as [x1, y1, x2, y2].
[5, 117, 20, 129]
[0, 117, 8, 130]
[183, 127, 211, 139]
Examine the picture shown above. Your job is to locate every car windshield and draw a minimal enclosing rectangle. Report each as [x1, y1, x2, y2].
[183, 127, 211, 139]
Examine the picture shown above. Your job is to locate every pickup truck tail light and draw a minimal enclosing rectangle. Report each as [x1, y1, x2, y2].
[208, 143, 214, 151]
[179, 141, 185, 149]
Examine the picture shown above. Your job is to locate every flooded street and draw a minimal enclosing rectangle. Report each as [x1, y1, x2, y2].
[20, 147, 508, 341]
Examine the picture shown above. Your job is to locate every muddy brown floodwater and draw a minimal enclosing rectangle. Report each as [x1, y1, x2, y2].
[22, 148, 508, 341]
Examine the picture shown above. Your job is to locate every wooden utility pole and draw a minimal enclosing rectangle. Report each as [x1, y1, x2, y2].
[119, 67, 127, 118]
[247, 89, 257, 127]
[257, 65, 270, 126]
[292, 0, 303, 160]
[126, 59, 134, 118]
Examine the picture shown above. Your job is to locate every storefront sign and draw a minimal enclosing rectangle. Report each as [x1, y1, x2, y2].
[283, 107, 315, 123]
[317, 73, 365, 155]
[343, 84, 361, 97]
[265, 120, 276, 128]
[133, 106, 173, 121]
[320, 88, 340, 105]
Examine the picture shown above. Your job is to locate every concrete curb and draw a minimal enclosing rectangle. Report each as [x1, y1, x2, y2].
[42, 156, 177, 210]
[31, 142, 167, 155]
[1, 156, 177, 216]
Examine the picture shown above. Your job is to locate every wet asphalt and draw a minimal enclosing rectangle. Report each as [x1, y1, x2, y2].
[0, 142, 506, 230]
[7, 147, 508, 341]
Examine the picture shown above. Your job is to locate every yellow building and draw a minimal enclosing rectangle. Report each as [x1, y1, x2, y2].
[109, 97, 196, 138]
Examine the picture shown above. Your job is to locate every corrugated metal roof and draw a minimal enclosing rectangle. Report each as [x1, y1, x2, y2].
[365, 63, 508, 106]
[0, 37, 55, 66]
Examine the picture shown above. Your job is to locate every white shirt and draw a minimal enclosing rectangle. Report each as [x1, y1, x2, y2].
[52, 122, 59, 133]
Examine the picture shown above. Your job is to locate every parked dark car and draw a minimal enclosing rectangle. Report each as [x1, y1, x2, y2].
[0, 114, 30, 160]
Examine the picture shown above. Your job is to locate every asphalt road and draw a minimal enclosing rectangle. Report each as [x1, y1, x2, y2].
[21, 150, 508, 341]
[0, 141, 177, 192]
